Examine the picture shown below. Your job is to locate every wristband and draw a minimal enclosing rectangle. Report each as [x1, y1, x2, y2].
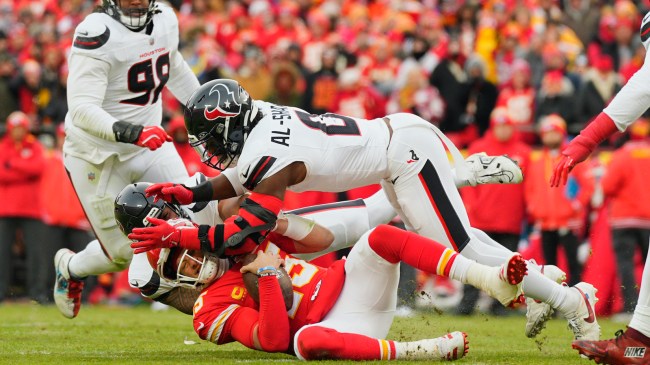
[258, 271, 278, 278]
[112, 121, 143, 143]
[189, 180, 214, 202]
[256, 266, 277, 276]
[283, 214, 315, 241]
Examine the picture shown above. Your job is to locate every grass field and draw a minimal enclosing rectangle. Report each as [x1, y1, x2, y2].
[0, 303, 623, 364]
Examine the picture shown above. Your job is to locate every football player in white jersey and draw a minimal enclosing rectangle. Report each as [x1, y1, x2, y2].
[132, 79, 600, 342]
[53, 0, 200, 319]
[556, 12, 650, 365]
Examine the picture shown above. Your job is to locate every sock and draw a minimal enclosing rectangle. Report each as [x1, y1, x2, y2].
[68, 239, 124, 279]
[630, 249, 650, 338]
[520, 269, 578, 316]
[626, 327, 650, 346]
[367, 225, 471, 281]
[296, 326, 397, 360]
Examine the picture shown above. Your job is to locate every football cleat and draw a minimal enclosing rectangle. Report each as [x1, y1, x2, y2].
[480, 253, 528, 306]
[525, 264, 567, 338]
[566, 282, 601, 341]
[401, 331, 469, 361]
[465, 152, 524, 186]
[572, 328, 650, 364]
[53, 249, 84, 319]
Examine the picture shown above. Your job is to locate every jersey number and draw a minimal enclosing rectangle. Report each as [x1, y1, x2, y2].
[295, 110, 360, 136]
[121, 53, 170, 106]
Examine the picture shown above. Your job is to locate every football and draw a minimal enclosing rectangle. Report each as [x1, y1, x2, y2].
[240, 253, 294, 311]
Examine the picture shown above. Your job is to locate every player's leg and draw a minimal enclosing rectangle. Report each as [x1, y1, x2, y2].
[294, 325, 468, 361]
[573, 244, 650, 364]
[293, 231, 468, 361]
[134, 142, 189, 185]
[54, 155, 134, 318]
[385, 115, 598, 339]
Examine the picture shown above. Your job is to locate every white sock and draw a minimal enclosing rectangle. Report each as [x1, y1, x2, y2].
[447, 254, 473, 283]
[394, 339, 443, 360]
[68, 239, 124, 279]
[630, 248, 650, 337]
[521, 269, 578, 316]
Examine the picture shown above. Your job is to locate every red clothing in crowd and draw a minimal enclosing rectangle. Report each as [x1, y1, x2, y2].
[39, 149, 89, 230]
[601, 140, 650, 229]
[462, 132, 531, 234]
[0, 133, 45, 219]
[525, 148, 594, 231]
[331, 85, 386, 120]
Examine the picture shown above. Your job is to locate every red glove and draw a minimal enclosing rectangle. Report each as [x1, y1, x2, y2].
[136, 126, 172, 151]
[128, 217, 199, 254]
[145, 183, 194, 205]
[549, 112, 618, 187]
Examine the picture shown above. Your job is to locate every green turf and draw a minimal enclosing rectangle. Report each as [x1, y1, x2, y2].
[0, 303, 623, 364]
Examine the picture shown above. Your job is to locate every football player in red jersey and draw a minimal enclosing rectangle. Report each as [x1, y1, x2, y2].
[146, 218, 528, 361]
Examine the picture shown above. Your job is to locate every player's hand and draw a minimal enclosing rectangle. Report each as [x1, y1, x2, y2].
[549, 138, 593, 187]
[136, 126, 172, 151]
[128, 217, 181, 254]
[240, 251, 284, 275]
[145, 182, 194, 205]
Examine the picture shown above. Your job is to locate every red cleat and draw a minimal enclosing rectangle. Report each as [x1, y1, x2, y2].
[572, 328, 650, 364]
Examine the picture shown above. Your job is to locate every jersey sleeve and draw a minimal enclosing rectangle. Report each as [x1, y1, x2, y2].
[603, 51, 650, 131]
[237, 156, 280, 191]
[67, 14, 119, 141]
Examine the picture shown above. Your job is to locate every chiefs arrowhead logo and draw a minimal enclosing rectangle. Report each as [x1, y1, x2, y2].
[203, 83, 242, 121]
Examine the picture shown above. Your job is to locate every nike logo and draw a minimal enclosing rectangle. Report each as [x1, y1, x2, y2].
[161, 233, 174, 242]
[391, 176, 399, 184]
[576, 287, 595, 323]
[241, 165, 251, 179]
[196, 322, 205, 331]
[78, 30, 89, 36]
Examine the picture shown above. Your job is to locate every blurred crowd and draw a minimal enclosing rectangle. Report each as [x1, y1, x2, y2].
[2, 0, 650, 319]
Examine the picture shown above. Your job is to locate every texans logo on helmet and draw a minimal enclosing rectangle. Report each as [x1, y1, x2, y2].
[204, 84, 242, 120]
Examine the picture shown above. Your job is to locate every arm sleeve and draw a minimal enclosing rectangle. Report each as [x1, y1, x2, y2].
[66, 54, 119, 141]
[226, 277, 290, 352]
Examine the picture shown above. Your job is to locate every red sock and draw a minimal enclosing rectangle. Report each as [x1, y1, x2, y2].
[296, 326, 396, 360]
[368, 224, 458, 277]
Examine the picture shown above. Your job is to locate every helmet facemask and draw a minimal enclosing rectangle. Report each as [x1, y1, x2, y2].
[189, 103, 258, 171]
[158, 248, 229, 289]
[104, 0, 158, 31]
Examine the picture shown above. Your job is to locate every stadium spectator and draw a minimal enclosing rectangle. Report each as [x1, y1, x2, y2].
[386, 62, 444, 126]
[601, 119, 650, 318]
[331, 67, 386, 120]
[574, 55, 621, 135]
[0, 111, 46, 303]
[458, 107, 531, 315]
[460, 54, 498, 139]
[535, 70, 577, 131]
[562, 0, 601, 49]
[52, 0, 199, 320]
[301, 46, 340, 114]
[495, 59, 537, 144]
[526, 114, 594, 285]
[267, 61, 304, 107]
[0, 51, 17, 124]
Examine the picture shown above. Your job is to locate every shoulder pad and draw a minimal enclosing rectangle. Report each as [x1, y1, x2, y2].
[73, 14, 111, 50]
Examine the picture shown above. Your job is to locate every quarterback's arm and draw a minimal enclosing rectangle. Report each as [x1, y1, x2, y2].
[66, 54, 118, 141]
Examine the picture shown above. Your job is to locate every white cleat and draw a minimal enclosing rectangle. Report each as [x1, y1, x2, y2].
[401, 331, 469, 361]
[480, 253, 528, 306]
[465, 152, 524, 186]
[566, 282, 600, 341]
[525, 265, 567, 338]
[53, 249, 84, 319]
